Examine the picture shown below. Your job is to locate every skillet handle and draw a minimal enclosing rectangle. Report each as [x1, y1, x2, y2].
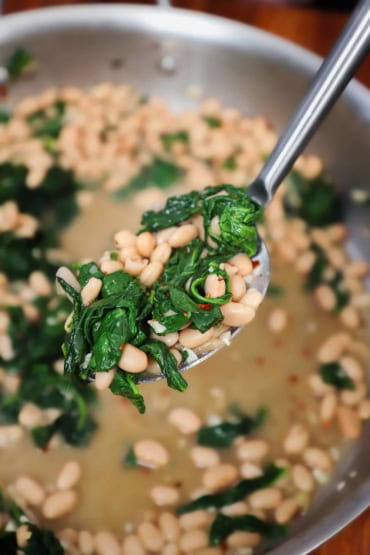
[249, 0, 370, 207]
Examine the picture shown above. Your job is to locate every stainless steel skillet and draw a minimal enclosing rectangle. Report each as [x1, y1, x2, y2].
[0, 3, 369, 554]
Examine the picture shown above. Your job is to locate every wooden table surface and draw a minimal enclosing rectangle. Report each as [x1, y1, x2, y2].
[2, 1, 370, 554]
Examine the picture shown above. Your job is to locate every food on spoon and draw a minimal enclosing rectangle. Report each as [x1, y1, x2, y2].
[57, 185, 263, 410]
[1, 79, 369, 554]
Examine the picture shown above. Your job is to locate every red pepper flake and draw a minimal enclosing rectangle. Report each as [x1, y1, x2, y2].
[174, 480, 183, 488]
[198, 303, 212, 310]
[274, 337, 284, 348]
[252, 260, 260, 268]
[322, 421, 332, 430]
[301, 346, 313, 358]
[254, 355, 265, 366]
[42, 445, 49, 453]
[119, 343, 126, 350]
[0, 84, 8, 99]
[165, 290, 170, 297]
[139, 466, 152, 475]
[289, 374, 299, 384]
[217, 276, 223, 282]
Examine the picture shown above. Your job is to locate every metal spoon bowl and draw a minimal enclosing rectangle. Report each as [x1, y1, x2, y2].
[137, 0, 369, 383]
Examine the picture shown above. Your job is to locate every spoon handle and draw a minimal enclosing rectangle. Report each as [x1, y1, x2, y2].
[249, 0, 370, 207]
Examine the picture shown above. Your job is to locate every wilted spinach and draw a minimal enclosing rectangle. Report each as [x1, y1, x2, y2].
[161, 130, 189, 151]
[5, 47, 34, 80]
[320, 362, 355, 391]
[177, 464, 285, 513]
[60, 185, 262, 409]
[0, 487, 64, 554]
[284, 170, 343, 227]
[209, 513, 287, 546]
[197, 406, 267, 447]
[114, 157, 183, 199]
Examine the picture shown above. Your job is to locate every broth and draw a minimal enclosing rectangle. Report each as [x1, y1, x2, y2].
[0, 190, 356, 534]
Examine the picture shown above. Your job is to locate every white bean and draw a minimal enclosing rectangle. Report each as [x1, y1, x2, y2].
[340, 305, 361, 329]
[283, 424, 309, 454]
[81, 277, 102, 305]
[42, 490, 77, 519]
[240, 288, 263, 309]
[168, 407, 201, 434]
[0, 425, 23, 447]
[227, 253, 253, 275]
[140, 261, 163, 287]
[151, 331, 179, 348]
[158, 512, 180, 542]
[249, 487, 282, 509]
[16, 525, 31, 548]
[221, 302, 255, 327]
[179, 530, 208, 552]
[179, 510, 213, 531]
[95, 370, 115, 391]
[337, 406, 362, 438]
[230, 274, 247, 301]
[204, 274, 226, 298]
[190, 446, 220, 468]
[303, 447, 332, 472]
[202, 464, 238, 491]
[95, 531, 121, 555]
[18, 402, 44, 428]
[292, 464, 314, 492]
[100, 259, 123, 274]
[275, 498, 299, 524]
[227, 531, 261, 548]
[137, 232, 156, 258]
[236, 439, 269, 461]
[15, 476, 45, 505]
[56, 266, 81, 297]
[150, 242, 172, 264]
[318, 332, 352, 363]
[240, 461, 263, 479]
[29, 271, 51, 296]
[118, 344, 148, 373]
[114, 230, 136, 249]
[314, 285, 336, 311]
[320, 393, 337, 423]
[268, 307, 288, 332]
[168, 224, 198, 248]
[339, 356, 364, 382]
[179, 327, 214, 349]
[133, 439, 169, 468]
[57, 461, 81, 490]
[137, 522, 164, 552]
[156, 227, 177, 244]
[78, 530, 94, 555]
[150, 485, 179, 506]
[122, 535, 146, 555]
[125, 256, 148, 277]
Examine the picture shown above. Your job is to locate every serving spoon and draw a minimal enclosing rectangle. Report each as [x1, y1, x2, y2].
[137, 0, 370, 383]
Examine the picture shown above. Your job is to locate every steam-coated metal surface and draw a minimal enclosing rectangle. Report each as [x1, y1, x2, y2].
[0, 5, 369, 554]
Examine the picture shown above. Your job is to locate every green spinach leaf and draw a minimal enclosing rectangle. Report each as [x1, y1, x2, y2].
[210, 513, 287, 546]
[177, 464, 285, 513]
[320, 362, 355, 391]
[197, 406, 267, 447]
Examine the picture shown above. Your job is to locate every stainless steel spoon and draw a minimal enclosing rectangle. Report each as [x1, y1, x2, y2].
[139, 0, 370, 383]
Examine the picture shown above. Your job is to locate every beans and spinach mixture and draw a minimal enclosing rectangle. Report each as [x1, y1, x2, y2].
[58, 185, 263, 413]
[0, 49, 369, 555]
